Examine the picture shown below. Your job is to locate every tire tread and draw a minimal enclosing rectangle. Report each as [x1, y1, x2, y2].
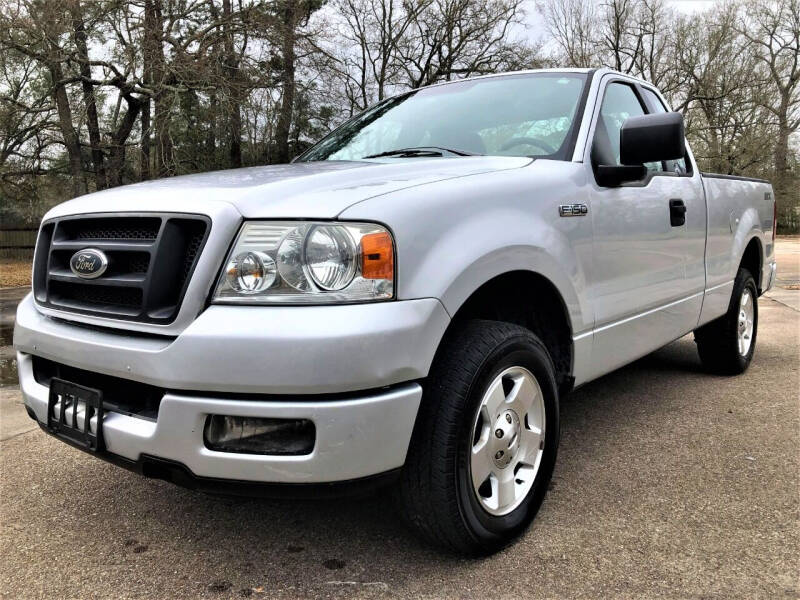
[397, 319, 556, 554]
[695, 268, 757, 375]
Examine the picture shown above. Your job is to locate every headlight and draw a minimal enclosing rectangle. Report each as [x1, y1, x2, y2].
[213, 221, 394, 304]
[304, 225, 356, 290]
[225, 251, 277, 293]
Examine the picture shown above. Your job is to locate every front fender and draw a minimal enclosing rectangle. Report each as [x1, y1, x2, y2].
[340, 161, 594, 336]
[409, 212, 591, 335]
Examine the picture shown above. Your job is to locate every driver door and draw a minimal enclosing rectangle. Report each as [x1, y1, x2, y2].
[583, 78, 705, 379]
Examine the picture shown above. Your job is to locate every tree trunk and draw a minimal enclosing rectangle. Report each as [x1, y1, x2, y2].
[275, 1, 297, 164]
[140, 100, 151, 180]
[69, 0, 106, 190]
[229, 91, 243, 168]
[140, 0, 154, 181]
[774, 93, 791, 200]
[223, 0, 242, 167]
[107, 99, 142, 187]
[48, 60, 86, 197]
[153, 100, 173, 177]
[144, 0, 173, 177]
[206, 90, 218, 169]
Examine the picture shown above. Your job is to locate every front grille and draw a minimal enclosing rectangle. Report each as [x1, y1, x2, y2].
[33, 213, 210, 324]
[33, 357, 164, 420]
[49, 281, 144, 309]
[62, 216, 161, 241]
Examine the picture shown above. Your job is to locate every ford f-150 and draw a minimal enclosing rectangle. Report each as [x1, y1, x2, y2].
[14, 68, 777, 554]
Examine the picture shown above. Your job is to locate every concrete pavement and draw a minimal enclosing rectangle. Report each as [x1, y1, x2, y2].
[0, 287, 26, 386]
[767, 236, 800, 311]
[1, 242, 798, 599]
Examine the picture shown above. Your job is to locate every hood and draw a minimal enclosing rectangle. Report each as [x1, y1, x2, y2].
[44, 157, 532, 221]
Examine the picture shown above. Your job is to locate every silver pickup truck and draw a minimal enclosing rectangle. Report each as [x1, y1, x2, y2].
[14, 68, 777, 555]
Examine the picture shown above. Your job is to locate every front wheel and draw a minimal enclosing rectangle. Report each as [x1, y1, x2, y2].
[396, 320, 560, 555]
[694, 267, 758, 374]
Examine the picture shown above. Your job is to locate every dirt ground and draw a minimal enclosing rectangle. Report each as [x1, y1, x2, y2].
[0, 260, 31, 288]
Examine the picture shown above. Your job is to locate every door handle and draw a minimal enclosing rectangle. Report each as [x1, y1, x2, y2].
[669, 199, 686, 227]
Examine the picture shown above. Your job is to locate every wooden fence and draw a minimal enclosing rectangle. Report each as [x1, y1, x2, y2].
[0, 227, 37, 259]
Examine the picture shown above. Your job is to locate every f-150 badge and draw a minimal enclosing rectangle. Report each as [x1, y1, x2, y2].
[559, 204, 588, 217]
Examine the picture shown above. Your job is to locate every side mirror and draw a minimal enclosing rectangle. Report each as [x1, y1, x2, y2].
[595, 112, 686, 187]
[620, 111, 685, 164]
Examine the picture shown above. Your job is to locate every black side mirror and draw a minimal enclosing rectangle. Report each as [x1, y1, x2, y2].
[595, 112, 686, 187]
[620, 111, 685, 165]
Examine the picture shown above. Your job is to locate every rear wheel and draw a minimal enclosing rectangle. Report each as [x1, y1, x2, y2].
[694, 268, 758, 375]
[397, 320, 559, 555]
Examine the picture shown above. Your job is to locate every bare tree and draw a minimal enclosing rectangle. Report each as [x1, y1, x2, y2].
[400, 0, 537, 88]
[271, 1, 325, 163]
[143, 0, 173, 177]
[0, 44, 58, 179]
[0, 0, 89, 196]
[739, 0, 800, 202]
[221, 0, 243, 167]
[68, 0, 107, 190]
[0, 0, 797, 232]
[538, 0, 598, 67]
[329, 0, 430, 112]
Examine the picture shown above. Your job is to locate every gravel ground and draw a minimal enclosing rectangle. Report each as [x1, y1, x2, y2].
[1, 249, 798, 599]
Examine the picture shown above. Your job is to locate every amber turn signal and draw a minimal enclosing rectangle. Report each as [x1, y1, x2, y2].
[360, 231, 394, 280]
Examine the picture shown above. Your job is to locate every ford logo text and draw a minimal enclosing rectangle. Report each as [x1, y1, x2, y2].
[69, 249, 109, 279]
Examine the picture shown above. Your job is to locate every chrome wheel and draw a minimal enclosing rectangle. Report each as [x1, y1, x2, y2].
[738, 288, 755, 356]
[469, 366, 545, 516]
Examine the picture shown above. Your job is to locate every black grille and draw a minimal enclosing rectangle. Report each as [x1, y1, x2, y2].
[33, 356, 164, 421]
[183, 231, 204, 277]
[33, 213, 210, 324]
[49, 281, 144, 309]
[63, 217, 161, 241]
[117, 253, 151, 274]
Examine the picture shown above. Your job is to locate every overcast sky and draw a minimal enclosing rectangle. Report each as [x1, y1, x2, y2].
[667, 0, 717, 13]
[526, 0, 718, 42]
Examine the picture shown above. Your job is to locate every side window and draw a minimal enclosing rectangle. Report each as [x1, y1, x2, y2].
[641, 88, 689, 175]
[593, 83, 660, 173]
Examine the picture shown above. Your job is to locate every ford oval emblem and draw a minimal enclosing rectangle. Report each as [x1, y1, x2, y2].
[69, 249, 108, 279]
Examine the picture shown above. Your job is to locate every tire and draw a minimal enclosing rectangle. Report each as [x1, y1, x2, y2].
[396, 319, 560, 555]
[694, 267, 758, 375]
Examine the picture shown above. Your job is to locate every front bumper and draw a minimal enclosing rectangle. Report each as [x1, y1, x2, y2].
[18, 352, 422, 483]
[14, 293, 449, 394]
[15, 294, 450, 483]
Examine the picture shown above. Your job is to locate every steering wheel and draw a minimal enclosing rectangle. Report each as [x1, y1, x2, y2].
[499, 137, 556, 155]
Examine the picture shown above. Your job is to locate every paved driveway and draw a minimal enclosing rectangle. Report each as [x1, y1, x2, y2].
[1, 241, 798, 599]
[768, 236, 800, 310]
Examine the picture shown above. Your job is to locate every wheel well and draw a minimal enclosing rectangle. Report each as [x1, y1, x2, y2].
[448, 271, 573, 392]
[741, 238, 762, 293]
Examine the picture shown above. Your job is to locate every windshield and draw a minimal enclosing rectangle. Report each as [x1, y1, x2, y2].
[298, 73, 588, 162]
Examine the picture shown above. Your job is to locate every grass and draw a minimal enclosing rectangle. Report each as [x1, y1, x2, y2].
[0, 259, 32, 288]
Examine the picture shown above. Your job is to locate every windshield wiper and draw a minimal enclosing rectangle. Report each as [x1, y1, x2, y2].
[363, 146, 480, 159]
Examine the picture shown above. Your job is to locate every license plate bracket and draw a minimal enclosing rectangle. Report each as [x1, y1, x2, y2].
[48, 378, 104, 451]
